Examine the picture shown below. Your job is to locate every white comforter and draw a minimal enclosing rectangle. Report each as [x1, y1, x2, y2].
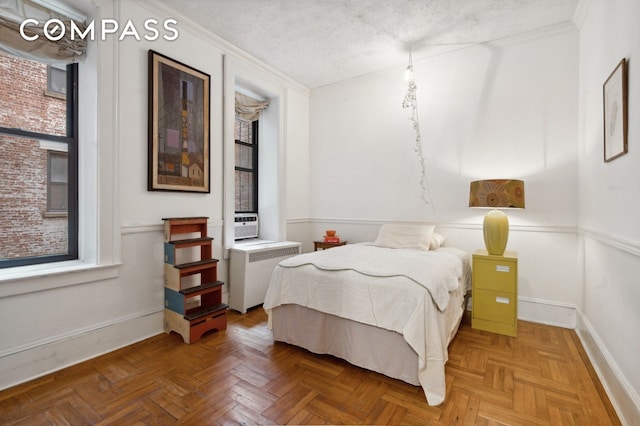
[263, 243, 471, 405]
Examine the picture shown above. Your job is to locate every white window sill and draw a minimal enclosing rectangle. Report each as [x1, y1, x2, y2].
[0, 261, 121, 298]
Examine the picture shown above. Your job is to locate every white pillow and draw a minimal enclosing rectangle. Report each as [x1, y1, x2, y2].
[429, 232, 446, 250]
[374, 224, 435, 251]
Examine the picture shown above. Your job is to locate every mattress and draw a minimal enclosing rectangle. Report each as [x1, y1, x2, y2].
[264, 245, 471, 405]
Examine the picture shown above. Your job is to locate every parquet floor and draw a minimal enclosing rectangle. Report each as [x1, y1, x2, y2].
[0, 309, 620, 425]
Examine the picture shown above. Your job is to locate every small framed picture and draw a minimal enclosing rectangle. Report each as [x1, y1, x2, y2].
[603, 58, 628, 163]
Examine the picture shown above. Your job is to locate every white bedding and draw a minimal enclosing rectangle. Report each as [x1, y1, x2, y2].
[263, 244, 471, 405]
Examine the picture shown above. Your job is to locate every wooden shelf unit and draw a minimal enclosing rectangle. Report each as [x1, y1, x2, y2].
[163, 217, 227, 344]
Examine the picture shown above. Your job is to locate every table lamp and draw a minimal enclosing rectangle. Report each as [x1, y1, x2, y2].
[469, 179, 525, 256]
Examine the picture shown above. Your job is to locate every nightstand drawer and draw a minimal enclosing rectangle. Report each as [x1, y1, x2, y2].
[473, 258, 516, 292]
[473, 289, 516, 325]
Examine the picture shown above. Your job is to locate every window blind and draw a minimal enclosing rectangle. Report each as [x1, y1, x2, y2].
[0, 0, 86, 63]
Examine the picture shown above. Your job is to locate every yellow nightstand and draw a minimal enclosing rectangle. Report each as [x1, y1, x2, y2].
[471, 249, 518, 337]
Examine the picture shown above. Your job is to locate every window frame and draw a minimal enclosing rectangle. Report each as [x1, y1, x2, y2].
[234, 117, 259, 214]
[0, 62, 79, 269]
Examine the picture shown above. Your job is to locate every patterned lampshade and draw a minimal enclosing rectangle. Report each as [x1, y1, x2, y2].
[469, 179, 525, 255]
[468, 179, 525, 209]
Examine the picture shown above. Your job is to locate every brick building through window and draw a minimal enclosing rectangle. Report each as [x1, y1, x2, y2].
[234, 117, 258, 213]
[0, 52, 69, 261]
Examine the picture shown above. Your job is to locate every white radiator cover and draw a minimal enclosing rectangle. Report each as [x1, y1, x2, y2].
[229, 240, 301, 313]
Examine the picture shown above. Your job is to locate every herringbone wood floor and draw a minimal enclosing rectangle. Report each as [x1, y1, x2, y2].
[0, 309, 620, 425]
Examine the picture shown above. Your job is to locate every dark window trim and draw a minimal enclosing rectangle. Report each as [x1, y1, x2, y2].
[234, 119, 259, 214]
[0, 63, 78, 269]
[0, 127, 71, 143]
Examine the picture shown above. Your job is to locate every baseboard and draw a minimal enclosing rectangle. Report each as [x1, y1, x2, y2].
[576, 312, 640, 426]
[0, 309, 164, 391]
[517, 296, 577, 328]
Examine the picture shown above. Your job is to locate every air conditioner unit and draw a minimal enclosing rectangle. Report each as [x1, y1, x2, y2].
[234, 213, 258, 240]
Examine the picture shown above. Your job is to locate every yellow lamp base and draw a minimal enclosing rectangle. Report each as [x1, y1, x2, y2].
[483, 209, 509, 255]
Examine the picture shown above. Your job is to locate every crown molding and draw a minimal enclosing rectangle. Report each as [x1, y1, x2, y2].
[135, 0, 310, 95]
[572, 0, 592, 30]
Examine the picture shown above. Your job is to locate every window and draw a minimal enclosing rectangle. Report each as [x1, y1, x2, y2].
[47, 151, 68, 213]
[234, 117, 258, 213]
[46, 65, 67, 98]
[0, 53, 78, 268]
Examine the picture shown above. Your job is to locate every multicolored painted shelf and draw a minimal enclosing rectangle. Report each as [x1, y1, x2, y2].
[162, 217, 227, 344]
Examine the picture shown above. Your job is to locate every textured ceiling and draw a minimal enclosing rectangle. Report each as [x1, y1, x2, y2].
[158, 0, 578, 88]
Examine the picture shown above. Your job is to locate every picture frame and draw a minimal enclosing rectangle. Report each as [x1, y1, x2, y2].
[603, 58, 628, 163]
[148, 50, 210, 192]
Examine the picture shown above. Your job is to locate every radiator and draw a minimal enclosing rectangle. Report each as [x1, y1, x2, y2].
[229, 240, 301, 313]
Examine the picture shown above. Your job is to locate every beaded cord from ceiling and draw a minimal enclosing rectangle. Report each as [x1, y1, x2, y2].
[401, 52, 432, 208]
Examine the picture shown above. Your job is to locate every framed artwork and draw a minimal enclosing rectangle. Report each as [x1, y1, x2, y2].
[148, 50, 210, 192]
[603, 58, 628, 163]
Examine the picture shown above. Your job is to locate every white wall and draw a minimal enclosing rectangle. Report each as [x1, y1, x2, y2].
[0, 0, 310, 390]
[2, 1, 638, 421]
[285, 88, 311, 246]
[309, 26, 580, 326]
[576, 0, 640, 423]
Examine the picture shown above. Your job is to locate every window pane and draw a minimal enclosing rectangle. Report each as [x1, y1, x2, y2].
[234, 114, 257, 213]
[0, 52, 67, 136]
[0, 134, 69, 260]
[50, 152, 68, 183]
[48, 152, 68, 211]
[235, 170, 255, 212]
[49, 183, 68, 211]
[48, 65, 67, 95]
[0, 55, 76, 267]
[234, 118, 253, 144]
[235, 144, 253, 170]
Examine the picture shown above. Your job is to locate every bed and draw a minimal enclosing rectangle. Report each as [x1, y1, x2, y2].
[262, 224, 471, 406]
